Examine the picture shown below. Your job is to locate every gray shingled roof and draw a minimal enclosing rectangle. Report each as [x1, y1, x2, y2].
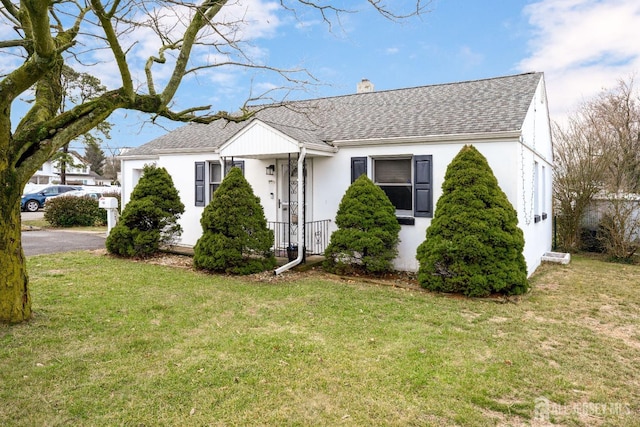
[123, 72, 542, 157]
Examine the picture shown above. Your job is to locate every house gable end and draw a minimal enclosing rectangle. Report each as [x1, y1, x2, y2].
[219, 120, 300, 158]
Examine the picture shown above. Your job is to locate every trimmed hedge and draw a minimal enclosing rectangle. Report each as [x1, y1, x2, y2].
[44, 195, 105, 227]
[43, 191, 121, 228]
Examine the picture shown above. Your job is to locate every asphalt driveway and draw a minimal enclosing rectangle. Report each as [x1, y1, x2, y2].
[20, 210, 107, 256]
[22, 230, 106, 256]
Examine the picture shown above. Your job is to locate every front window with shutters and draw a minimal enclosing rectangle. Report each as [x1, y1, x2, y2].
[373, 158, 413, 215]
[195, 160, 245, 207]
[351, 155, 432, 220]
[209, 163, 222, 199]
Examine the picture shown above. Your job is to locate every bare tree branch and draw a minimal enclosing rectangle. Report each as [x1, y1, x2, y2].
[89, 0, 135, 98]
[22, 0, 57, 58]
[553, 75, 640, 252]
[160, 0, 228, 105]
[365, 0, 427, 20]
[0, 39, 27, 48]
[0, 0, 20, 24]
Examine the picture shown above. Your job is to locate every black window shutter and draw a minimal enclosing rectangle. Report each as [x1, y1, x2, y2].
[351, 157, 367, 183]
[195, 162, 205, 207]
[414, 155, 433, 217]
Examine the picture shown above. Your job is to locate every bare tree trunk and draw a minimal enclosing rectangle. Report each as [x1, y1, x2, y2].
[60, 143, 68, 184]
[0, 192, 31, 323]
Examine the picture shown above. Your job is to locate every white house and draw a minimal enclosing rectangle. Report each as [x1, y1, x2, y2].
[120, 73, 553, 276]
[30, 150, 109, 186]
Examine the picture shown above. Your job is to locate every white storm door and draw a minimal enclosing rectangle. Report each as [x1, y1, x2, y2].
[278, 160, 299, 247]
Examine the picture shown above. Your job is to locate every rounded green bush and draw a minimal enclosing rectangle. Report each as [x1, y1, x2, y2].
[416, 145, 528, 297]
[194, 167, 276, 275]
[44, 195, 104, 227]
[106, 225, 161, 258]
[324, 174, 401, 275]
[106, 165, 184, 258]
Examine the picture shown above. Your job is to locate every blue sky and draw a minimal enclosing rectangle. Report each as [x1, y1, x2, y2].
[42, 0, 640, 151]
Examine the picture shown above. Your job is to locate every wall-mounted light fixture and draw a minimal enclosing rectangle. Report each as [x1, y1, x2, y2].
[266, 164, 275, 175]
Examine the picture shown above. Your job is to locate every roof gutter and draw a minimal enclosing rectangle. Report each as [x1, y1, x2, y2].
[331, 130, 522, 147]
[274, 146, 306, 275]
[117, 154, 160, 161]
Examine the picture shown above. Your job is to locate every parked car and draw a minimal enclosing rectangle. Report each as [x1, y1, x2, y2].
[45, 190, 103, 204]
[21, 185, 81, 212]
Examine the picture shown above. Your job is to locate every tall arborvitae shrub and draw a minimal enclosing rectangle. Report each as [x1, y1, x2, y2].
[106, 164, 184, 258]
[193, 167, 276, 274]
[416, 145, 528, 297]
[324, 175, 401, 274]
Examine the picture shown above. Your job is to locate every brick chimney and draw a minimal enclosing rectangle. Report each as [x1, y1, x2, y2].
[357, 78, 374, 93]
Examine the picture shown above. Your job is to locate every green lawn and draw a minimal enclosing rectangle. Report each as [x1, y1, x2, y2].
[21, 217, 107, 233]
[20, 217, 51, 229]
[1, 253, 638, 426]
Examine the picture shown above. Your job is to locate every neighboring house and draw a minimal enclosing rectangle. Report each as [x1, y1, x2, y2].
[30, 157, 66, 184]
[30, 150, 110, 185]
[120, 73, 553, 276]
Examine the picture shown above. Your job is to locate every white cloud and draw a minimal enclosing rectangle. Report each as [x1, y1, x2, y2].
[518, 0, 640, 122]
[210, 0, 281, 42]
[253, 81, 279, 94]
[64, 0, 282, 95]
[386, 47, 400, 55]
[294, 19, 323, 30]
[457, 46, 484, 68]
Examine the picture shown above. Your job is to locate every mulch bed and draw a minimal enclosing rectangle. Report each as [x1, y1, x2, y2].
[94, 249, 520, 303]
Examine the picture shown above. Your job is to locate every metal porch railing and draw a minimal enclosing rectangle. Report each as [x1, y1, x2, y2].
[268, 219, 331, 258]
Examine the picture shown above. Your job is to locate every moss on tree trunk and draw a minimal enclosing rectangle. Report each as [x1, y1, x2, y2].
[0, 193, 31, 323]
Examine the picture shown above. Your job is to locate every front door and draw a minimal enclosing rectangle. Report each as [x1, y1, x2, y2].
[277, 157, 313, 253]
[278, 159, 299, 248]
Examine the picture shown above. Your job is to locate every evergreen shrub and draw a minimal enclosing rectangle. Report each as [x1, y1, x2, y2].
[416, 145, 528, 297]
[193, 167, 276, 274]
[106, 165, 184, 258]
[324, 174, 401, 275]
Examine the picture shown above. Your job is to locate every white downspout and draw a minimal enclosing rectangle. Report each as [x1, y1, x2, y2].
[275, 147, 306, 275]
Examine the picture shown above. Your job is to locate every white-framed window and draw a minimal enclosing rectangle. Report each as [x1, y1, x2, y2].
[541, 165, 547, 219]
[374, 158, 413, 215]
[209, 162, 222, 199]
[351, 155, 432, 220]
[533, 161, 540, 223]
[195, 160, 245, 207]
